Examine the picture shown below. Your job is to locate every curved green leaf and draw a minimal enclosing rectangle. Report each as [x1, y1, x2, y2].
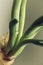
[19, 39, 43, 47]
[21, 16, 43, 40]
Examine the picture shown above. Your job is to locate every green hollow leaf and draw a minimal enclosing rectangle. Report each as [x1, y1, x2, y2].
[11, 0, 22, 20]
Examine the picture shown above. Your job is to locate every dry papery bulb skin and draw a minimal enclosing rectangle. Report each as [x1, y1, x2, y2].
[0, 32, 9, 47]
[0, 32, 14, 65]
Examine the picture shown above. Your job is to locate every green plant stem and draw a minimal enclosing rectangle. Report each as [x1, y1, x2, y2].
[11, 0, 27, 51]
[4, 0, 22, 54]
[11, 0, 22, 20]
[7, 0, 27, 58]
[15, 0, 27, 45]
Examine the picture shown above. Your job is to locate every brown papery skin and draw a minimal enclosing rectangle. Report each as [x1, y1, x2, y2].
[0, 33, 14, 65]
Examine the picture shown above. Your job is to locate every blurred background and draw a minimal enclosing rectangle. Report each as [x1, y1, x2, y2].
[0, 0, 43, 65]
